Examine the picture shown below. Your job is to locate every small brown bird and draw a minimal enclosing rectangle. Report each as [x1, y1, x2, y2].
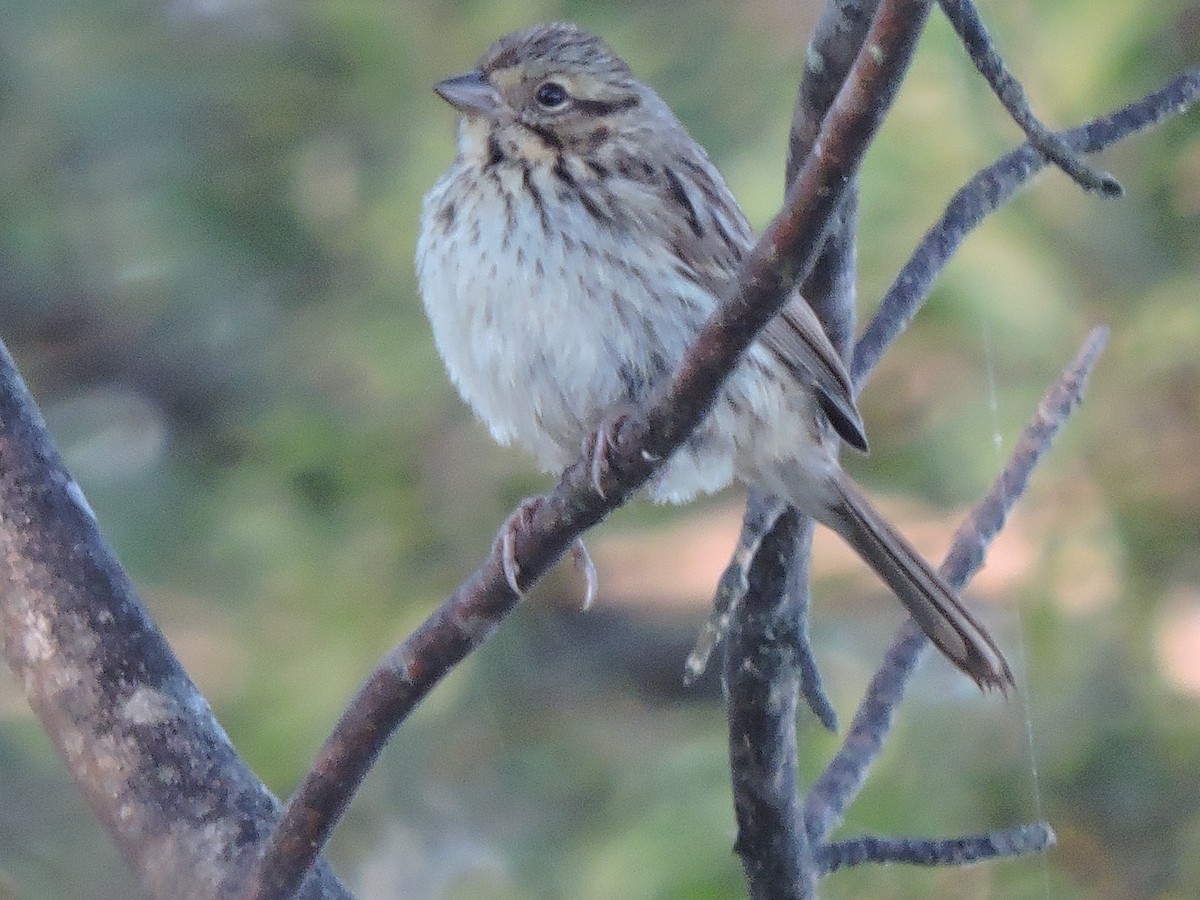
[416, 22, 1013, 690]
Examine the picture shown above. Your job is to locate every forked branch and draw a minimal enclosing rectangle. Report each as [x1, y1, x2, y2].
[936, 0, 1122, 196]
[805, 326, 1108, 848]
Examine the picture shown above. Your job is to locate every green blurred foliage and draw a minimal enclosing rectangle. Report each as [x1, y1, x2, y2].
[0, 0, 1198, 897]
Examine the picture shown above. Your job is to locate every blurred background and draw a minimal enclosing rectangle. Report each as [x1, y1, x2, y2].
[0, 0, 1197, 897]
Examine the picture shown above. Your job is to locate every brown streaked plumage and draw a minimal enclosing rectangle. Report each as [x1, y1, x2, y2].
[416, 22, 1012, 691]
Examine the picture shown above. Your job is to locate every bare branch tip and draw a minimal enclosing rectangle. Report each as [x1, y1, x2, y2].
[1061, 324, 1110, 398]
[1081, 324, 1111, 364]
[1096, 173, 1124, 198]
[1045, 145, 1123, 197]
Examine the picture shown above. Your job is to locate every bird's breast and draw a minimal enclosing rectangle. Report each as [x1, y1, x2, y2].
[417, 158, 712, 473]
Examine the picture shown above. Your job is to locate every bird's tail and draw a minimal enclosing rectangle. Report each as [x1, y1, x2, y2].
[822, 470, 1014, 692]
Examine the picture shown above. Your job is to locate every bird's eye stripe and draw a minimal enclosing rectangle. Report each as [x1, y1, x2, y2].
[573, 96, 640, 116]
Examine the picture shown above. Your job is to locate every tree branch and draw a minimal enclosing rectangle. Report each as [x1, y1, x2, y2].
[692, 0, 884, 713]
[726, 507, 815, 899]
[722, 2, 887, 896]
[817, 823, 1056, 874]
[936, 0, 1122, 196]
[0, 340, 351, 900]
[855, 67, 1200, 385]
[639, 0, 932, 461]
[805, 326, 1109, 845]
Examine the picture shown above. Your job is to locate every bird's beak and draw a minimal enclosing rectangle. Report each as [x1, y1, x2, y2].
[434, 70, 499, 117]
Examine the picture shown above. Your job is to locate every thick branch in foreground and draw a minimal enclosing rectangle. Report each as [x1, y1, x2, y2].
[0, 341, 350, 900]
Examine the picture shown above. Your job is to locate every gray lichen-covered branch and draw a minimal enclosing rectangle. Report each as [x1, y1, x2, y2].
[0, 341, 350, 900]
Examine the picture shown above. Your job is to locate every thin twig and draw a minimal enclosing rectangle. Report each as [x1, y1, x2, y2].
[817, 823, 1056, 874]
[855, 67, 1200, 384]
[806, 326, 1110, 845]
[685, 492, 785, 684]
[787, 0, 883, 187]
[937, 0, 1121, 196]
[789, 192, 859, 729]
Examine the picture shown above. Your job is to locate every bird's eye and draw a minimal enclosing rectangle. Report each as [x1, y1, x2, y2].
[535, 81, 569, 109]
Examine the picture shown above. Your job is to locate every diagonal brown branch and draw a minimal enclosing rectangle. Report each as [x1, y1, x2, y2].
[246, 2, 937, 896]
[640, 0, 932, 461]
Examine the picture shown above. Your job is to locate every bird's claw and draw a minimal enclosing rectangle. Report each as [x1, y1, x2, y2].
[585, 412, 629, 500]
[499, 496, 543, 596]
[498, 498, 599, 610]
[572, 539, 598, 610]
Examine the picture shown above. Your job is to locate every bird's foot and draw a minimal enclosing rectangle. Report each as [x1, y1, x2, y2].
[499, 497, 599, 610]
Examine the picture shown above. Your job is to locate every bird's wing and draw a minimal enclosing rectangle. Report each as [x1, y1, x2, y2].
[758, 301, 866, 452]
[654, 149, 866, 451]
